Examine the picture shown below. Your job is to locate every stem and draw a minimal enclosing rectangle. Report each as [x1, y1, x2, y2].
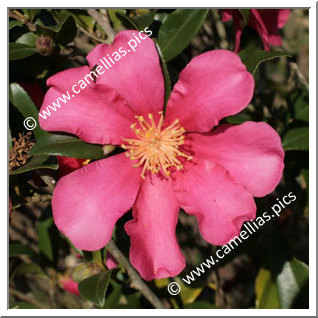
[289, 62, 309, 90]
[9, 10, 36, 32]
[106, 239, 166, 309]
[78, 26, 106, 43]
[87, 9, 116, 43]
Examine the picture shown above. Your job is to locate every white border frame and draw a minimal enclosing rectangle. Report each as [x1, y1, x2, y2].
[2, 1, 316, 316]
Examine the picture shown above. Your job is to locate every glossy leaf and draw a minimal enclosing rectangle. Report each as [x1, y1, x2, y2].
[133, 11, 156, 29]
[9, 83, 47, 139]
[255, 268, 280, 309]
[276, 258, 309, 309]
[16, 32, 38, 46]
[29, 133, 114, 159]
[158, 9, 208, 62]
[22, 9, 41, 21]
[175, 277, 203, 304]
[9, 20, 24, 30]
[78, 271, 112, 307]
[226, 110, 252, 124]
[9, 243, 37, 257]
[290, 86, 309, 123]
[239, 9, 250, 25]
[36, 15, 77, 45]
[116, 12, 139, 30]
[102, 280, 123, 308]
[11, 263, 46, 281]
[239, 46, 290, 75]
[108, 9, 126, 31]
[37, 216, 59, 262]
[10, 302, 39, 309]
[9, 43, 36, 60]
[156, 42, 171, 110]
[282, 127, 309, 151]
[9, 155, 58, 175]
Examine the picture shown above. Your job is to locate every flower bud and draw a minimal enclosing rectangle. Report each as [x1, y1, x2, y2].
[71, 262, 100, 283]
[35, 36, 54, 56]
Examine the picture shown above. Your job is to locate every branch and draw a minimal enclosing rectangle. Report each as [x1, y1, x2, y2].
[289, 62, 309, 90]
[78, 25, 107, 43]
[106, 239, 166, 309]
[87, 9, 115, 43]
[9, 10, 36, 32]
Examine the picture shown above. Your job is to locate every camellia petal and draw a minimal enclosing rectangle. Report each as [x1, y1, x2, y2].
[258, 9, 291, 46]
[184, 122, 284, 197]
[249, 9, 270, 50]
[39, 66, 137, 145]
[173, 158, 256, 245]
[221, 9, 244, 52]
[165, 50, 254, 133]
[221, 9, 290, 51]
[87, 30, 164, 119]
[125, 175, 185, 281]
[52, 153, 142, 251]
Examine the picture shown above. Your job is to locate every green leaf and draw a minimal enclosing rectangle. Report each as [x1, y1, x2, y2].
[255, 268, 280, 309]
[154, 12, 169, 24]
[282, 127, 309, 151]
[29, 133, 114, 159]
[22, 9, 41, 21]
[9, 83, 47, 139]
[276, 258, 309, 309]
[238, 9, 250, 24]
[226, 110, 252, 124]
[11, 262, 46, 281]
[9, 43, 36, 60]
[102, 280, 123, 308]
[10, 301, 39, 309]
[290, 86, 309, 123]
[108, 9, 126, 31]
[158, 9, 208, 62]
[78, 271, 112, 307]
[9, 20, 24, 30]
[9, 243, 37, 257]
[156, 43, 171, 110]
[239, 46, 290, 75]
[133, 11, 156, 29]
[174, 277, 203, 305]
[9, 155, 58, 175]
[115, 12, 139, 30]
[16, 32, 38, 46]
[36, 15, 77, 45]
[37, 216, 59, 262]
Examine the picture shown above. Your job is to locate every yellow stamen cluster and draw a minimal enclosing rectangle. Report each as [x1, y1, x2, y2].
[122, 111, 192, 179]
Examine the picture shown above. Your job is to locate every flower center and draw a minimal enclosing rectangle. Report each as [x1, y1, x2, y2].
[122, 111, 192, 179]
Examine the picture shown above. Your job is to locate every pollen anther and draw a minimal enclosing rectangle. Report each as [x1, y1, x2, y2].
[122, 111, 192, 179]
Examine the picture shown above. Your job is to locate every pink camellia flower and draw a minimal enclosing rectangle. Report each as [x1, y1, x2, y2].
[222, 9, 290, 52]
[57, 156, 88, 178]
[39, 30, 284, 281]
[59, 276, 80, 296]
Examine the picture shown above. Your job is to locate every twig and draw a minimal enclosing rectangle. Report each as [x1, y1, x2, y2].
[87, 9, 115, 43]
[9, 10, 36, 32]
[289, 62, 309, 90]
[78, 25, 107, 43]
[10, 289, 48, 309]
[106, 239, 166, 309]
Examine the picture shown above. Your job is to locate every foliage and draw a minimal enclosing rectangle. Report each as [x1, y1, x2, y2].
[9, 8, 309, 309]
